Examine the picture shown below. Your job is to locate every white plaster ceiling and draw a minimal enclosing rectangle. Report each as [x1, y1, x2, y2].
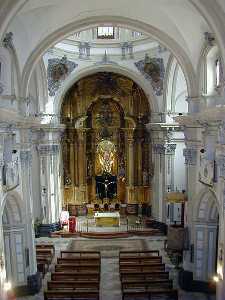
[7, 0, 210, 74]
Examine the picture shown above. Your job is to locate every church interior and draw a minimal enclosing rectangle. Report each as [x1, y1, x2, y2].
[0, 1, 225, 299]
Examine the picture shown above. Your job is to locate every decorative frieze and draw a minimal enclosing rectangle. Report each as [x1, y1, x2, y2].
[38, 144, 59, 156]
[183, 148, 197, 165]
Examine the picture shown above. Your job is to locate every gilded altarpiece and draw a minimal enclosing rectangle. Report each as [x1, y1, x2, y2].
[61, 72, 152, 205]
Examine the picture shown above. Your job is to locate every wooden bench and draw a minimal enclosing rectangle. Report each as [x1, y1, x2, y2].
[122, 289, 178, 300]
[120, 271, 170, 281]
[36, 244, 55, 255]
[55, 264, 100, 273]
[47, 280, 99, 290]
[51, 272, 100, 282]
[44, 290, 99, 300]
[121, 278, 173, 290]
[60, 251, 100, 259]
[119, 256, 162, 263]
[57, 257, 100, 265]
[120, 250, 160, 257]
[120, 263, 165, 273]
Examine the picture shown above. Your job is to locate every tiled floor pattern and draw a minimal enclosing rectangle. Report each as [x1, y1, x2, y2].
[16, 236, 216, 300]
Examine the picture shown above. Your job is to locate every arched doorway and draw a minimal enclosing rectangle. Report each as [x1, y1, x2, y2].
[2, 193, 27, 286]
[194, 190, 219, 281]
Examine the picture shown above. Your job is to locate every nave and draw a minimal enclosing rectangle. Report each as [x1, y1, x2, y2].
[15, 236, 215, 300]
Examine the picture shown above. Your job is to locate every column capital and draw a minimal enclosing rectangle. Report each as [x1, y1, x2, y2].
[166, 143, 176, 155]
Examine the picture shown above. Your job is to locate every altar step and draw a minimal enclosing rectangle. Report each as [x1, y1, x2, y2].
[50, 229, 163, 239]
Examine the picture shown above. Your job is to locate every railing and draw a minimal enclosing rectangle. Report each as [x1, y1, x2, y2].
[75, 216, 146, 233]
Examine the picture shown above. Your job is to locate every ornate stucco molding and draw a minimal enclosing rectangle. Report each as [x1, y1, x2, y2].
[2, 32, 13, 49]
[47, 56, 78, 96]
[134, 54, 165, 96]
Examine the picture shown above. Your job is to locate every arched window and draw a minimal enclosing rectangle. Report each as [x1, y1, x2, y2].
[97, 26, 115, 39]
[215, 58, 221, 88]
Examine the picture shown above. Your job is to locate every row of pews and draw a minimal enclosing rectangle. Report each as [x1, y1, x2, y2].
[119, 250, 178, 300]
[36, 244, 55, 276]
[44, 251, 101, 300]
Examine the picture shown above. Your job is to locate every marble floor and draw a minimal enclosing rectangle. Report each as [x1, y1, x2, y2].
[16, 236, 216, 300]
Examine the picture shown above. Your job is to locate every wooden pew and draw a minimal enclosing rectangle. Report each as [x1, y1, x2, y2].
[57, 257, 100, 265]
[55, 263, 100, 273]
[119, 250, 160, 258]
[120, 263, 165, 273]
[122, 289, 178, 300]
[119, 256, 162, 264]
[36, 244, 55, 255]
[51, 272, 100, 282]
[120, 271, 170, 282]
[47, 280, 99, 290]
[121, 278, 173, 290]
[36, 245, 54, 276]
[60, 251, 100, 259]
[44, 290, 99, 300]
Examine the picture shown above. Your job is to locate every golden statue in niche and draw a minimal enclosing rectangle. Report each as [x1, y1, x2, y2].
[97, 140, 116, 175]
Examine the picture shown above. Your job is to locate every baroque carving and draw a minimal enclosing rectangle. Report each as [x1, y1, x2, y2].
[135, 54, 165, 96]
[3, 32, 13, 49]
[47, 56, 78, 96]
[183, 148, 197, 165]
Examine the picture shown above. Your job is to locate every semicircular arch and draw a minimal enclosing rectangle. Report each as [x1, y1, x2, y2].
[21, 16, 198, 100]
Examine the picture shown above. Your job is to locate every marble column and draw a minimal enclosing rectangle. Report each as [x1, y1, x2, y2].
[38, 144, 60, 224]
[153, 143, 166, 221]
[165, 144, 177, 192]
[19, 149, 37, 276]
[182, 138, 199, 273]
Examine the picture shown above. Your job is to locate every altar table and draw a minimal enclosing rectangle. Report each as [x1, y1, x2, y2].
[94, 212, 120, 227]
